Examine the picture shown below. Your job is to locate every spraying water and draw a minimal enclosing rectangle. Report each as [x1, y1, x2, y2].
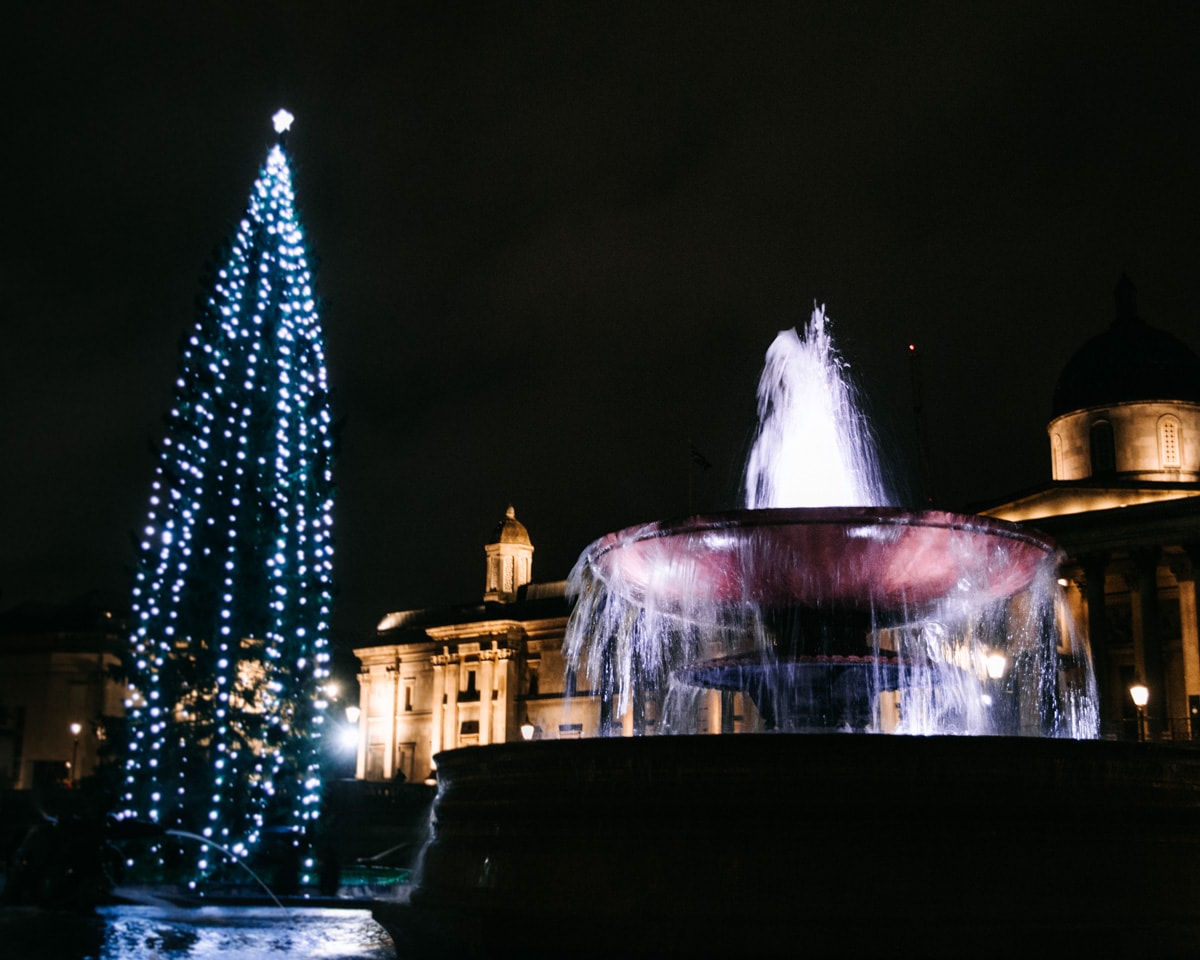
[166, 829, 289, 914]
[743, 305, 891, 509]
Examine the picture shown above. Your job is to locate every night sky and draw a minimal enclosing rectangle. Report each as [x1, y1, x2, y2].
[5, 2, 1200, 638]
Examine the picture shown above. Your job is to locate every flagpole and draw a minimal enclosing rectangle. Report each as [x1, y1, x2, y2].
[687, 440, 694, 515]
[687, 440, 713, 515]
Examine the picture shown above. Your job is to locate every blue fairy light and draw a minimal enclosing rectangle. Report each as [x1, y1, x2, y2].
[120, 110, 334, 878]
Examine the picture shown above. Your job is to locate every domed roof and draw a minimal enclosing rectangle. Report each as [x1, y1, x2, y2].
[488, 505, 531, 546]
[1051, 276, 1200, 418]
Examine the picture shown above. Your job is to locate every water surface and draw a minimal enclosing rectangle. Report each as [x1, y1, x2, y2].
[0, 904, 396, 960]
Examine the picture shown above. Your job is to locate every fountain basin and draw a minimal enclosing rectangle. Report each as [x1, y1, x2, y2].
[378, 735, 1200, 958]
[582, 507, 1056, 614]
[569, 508, 1090, 736]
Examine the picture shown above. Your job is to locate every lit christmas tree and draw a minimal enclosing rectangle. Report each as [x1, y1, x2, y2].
[120, 110, 335, 883]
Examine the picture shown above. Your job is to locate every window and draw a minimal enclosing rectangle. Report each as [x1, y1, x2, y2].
[1089, 420, 1115, 475]
[459, 668, 480, 701]
[1160, 416, 1181, 468]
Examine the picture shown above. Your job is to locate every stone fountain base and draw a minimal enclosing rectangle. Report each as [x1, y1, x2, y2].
[375, 735, 1200, 958]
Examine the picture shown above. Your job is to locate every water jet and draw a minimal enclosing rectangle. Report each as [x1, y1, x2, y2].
[164, 830, 289, 913]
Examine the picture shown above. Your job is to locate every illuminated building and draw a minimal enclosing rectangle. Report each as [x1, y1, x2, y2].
[352, 507, 598, 784]
[980, 276, 1200, 737]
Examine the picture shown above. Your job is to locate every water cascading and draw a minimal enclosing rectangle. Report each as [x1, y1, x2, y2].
[565, 304, 1098, 738]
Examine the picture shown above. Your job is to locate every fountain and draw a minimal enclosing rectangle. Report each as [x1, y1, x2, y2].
[376, 307, 1200, 957]
[563, 306, 1095, 741]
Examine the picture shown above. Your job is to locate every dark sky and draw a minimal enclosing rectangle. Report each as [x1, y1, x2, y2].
[5, 2, 1200, 638]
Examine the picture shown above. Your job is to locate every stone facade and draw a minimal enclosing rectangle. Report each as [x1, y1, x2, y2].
[352, 509, 600, 784]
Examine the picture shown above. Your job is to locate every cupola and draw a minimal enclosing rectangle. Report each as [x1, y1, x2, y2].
[1048, 277, 1200, 482]
[483, 505, 534, 603]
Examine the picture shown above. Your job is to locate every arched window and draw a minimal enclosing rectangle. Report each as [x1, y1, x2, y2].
[1051, 433, 1063, 479]
[1159, 416, 1181, 469]
[1089, 420, 1115, 475]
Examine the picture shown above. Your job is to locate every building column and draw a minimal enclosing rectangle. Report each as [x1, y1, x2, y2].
[430, 654, 446, 759]
[1169, 547, 1200, 738]
[1076, 554, 1112, 729]
[381, 664, 398, 780]
[493, 648, 513, 743]
[355, 672, 369, 779]
[443, 655, 460, 752]
[1127, 547, 1166, 737]
[706, 689, 723, 734]
[479, 647, 496, 746]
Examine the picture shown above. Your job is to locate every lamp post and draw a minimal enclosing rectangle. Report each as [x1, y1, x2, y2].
[69, 722, 82, 787]
[334, 705, 361, 777]
[1130, 683, 1149, 742]
[341, 705, 361, 749]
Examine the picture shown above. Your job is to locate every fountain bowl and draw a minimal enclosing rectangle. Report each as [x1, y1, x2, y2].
[568, 508, 1088, 735]
[581, 507, 1056, 614]
[376, 734, 1200, 958]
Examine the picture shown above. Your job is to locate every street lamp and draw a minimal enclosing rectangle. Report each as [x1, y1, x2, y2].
[69, 722, 82, 787]
[338, 705, 361, 753]
[1130, 683, 1150, 742]
[520, 717, 536, 741]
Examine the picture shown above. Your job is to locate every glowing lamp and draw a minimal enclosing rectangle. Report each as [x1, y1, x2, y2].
[1130, 683, 1150, 742]
[69, 723, 83, 788]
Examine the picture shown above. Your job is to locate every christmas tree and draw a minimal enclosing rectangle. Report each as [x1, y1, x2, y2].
[119, 111, 335, 883]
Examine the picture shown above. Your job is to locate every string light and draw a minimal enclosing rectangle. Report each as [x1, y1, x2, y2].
[120, 111, 334, 878]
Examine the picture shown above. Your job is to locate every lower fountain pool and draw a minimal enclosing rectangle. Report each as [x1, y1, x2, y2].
[0, 903, 397, 960]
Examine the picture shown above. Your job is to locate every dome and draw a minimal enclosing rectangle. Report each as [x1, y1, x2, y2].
[1051, 276, 1200, 417]
[489, 505, 531, 546]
